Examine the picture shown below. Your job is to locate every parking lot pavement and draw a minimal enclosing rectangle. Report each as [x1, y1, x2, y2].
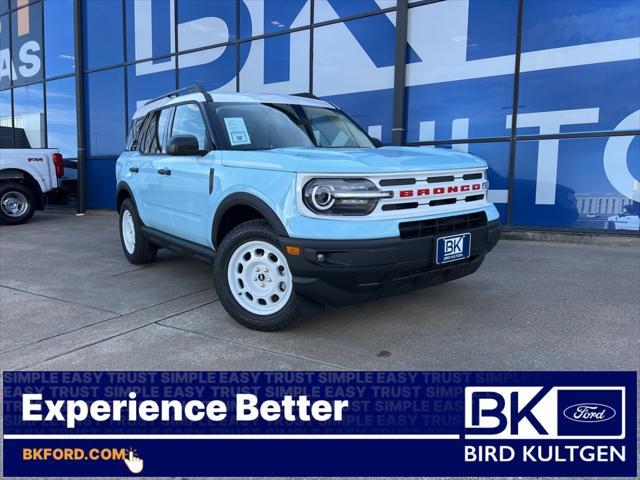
[1, 211, 638, 372]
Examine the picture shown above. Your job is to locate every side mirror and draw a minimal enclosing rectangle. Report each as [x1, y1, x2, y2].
[370, 137, 383, 148]
[167, 135, 201, 156]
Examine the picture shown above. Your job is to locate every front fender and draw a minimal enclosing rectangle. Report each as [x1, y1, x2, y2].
[208, 167, 298, 247]
[212, 192, 289, 244]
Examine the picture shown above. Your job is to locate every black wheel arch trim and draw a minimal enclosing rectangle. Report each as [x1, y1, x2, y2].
[116, 181, 135, 211]
[212, 192, 288, 248]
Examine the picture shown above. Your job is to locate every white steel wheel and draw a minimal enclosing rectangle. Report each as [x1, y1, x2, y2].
[227, 240, 293, 315]
[1, 191, 29, 218]
[121, 209, 136, 254]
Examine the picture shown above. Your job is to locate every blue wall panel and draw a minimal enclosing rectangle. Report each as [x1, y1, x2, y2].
[323, 89, 394, 145]
[86, 159, 117, 209]
[513, 136, 640, 230]
[84, 68, 125, 158]
[83, 0, 123, 70]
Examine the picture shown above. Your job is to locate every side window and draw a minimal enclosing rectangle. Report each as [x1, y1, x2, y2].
[171, 104, 207, 150]
[139, 112, 161, 154]
[135, 108, 170, 154]
[126, 118, 143, 151]
[157, 108, 172, 152]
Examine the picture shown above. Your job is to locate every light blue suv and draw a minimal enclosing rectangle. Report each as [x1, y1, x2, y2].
[116, 86, 501, 330]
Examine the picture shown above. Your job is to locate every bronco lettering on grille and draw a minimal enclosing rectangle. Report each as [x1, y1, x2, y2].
[398, 183, 482, 198]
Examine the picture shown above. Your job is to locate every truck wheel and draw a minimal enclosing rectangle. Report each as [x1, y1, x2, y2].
[214, 219, 299, 331]
[0, 182, 35, 225]
[119, 198, 158, 264]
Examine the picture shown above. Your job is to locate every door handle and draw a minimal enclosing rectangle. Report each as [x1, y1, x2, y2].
[157, 168, 172, 176]
[129, 166, 139, 173]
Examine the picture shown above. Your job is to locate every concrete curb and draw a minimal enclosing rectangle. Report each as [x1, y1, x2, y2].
[83, 209, 118, 217]
[502, 229, 640, 247]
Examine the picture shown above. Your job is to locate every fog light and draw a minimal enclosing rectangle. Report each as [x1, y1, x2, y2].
[317, 253, 325, 262]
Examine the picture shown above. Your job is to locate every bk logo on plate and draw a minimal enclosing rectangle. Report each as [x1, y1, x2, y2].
[436, 233, 471, 264]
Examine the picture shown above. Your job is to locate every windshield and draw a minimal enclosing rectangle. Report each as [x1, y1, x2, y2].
[213, 102, 374, 150]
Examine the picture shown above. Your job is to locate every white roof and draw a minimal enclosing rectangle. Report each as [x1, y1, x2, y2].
[133, 90, 335, 119]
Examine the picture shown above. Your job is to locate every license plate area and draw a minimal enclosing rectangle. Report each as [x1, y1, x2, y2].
[436, 233, 471, 264]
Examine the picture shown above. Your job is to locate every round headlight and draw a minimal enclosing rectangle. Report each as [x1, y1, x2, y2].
[302, 178, 391, 216]
[310, 184, 335, 210]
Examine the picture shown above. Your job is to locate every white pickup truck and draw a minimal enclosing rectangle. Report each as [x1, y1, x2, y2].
[0, 148, 64, 225]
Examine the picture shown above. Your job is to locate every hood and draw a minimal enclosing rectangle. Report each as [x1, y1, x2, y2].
[221, 146, 487, 173]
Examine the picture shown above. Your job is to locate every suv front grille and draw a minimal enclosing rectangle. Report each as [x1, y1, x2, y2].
[370, 169, 488, 217]
[398, 212, 487, 239]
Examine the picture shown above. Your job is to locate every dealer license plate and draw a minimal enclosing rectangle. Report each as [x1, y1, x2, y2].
[436, 233, 471, 264]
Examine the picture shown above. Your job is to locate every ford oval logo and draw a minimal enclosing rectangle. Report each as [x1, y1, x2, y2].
[562, 403, 616, 423]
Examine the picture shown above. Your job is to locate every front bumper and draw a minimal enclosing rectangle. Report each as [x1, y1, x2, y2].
[280, 220, 501, 306]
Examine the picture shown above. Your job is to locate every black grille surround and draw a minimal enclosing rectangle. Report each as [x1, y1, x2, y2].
[398, 211, 488, 239]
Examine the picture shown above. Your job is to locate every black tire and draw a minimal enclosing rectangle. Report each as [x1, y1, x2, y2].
[0, 182, 35, 225]
[119, 198, 158, 264]
[213, 219, 299, 331]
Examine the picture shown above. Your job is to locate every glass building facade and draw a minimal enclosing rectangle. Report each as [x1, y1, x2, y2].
[0, 0, 638, 233]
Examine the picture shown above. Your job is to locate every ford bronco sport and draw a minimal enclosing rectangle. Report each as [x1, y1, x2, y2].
[116, 86, 501, 331]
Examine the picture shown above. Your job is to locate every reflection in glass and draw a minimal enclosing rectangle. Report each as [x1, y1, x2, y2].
[0, 14, 10, 90]
[45, 76, 77, 158]
[0, 88, 11, 122]
[12, 82, 44, 147]
[85, 67, 125, 157]
[240, 31, 308, 93]
[44, 0, 75, 77]
[314, 0, 395, 23]
[126, 0, 174, 62]
[177, 0, 236, 50]
[0, 89, 13, 147]
[313, 13, 402, 142]
[83, 0, 123, 70]
[518, 0, 640, 135]
[518, 0, 640, 134]
[522, 0, 640, 52]
[10, 3, 43, 87]
[179, 45, 236, 92]
[127, 60, 176, 128]
[405, 2, 516, 141]
[241, 0, 309, 38]
[314, 14, 395, 96]
[512, 136, 640, 230]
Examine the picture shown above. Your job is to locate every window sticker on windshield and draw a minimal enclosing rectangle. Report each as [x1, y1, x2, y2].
[224, 117, 251, 146]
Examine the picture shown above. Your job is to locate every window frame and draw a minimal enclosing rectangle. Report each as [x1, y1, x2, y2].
[127, 99, 217, 155]
[169, 101, 214, 152]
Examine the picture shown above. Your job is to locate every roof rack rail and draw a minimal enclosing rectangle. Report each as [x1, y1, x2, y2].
[291, 92, 320, 100]
[292, 92, 338, 109]
[145, 84, 213, 106]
